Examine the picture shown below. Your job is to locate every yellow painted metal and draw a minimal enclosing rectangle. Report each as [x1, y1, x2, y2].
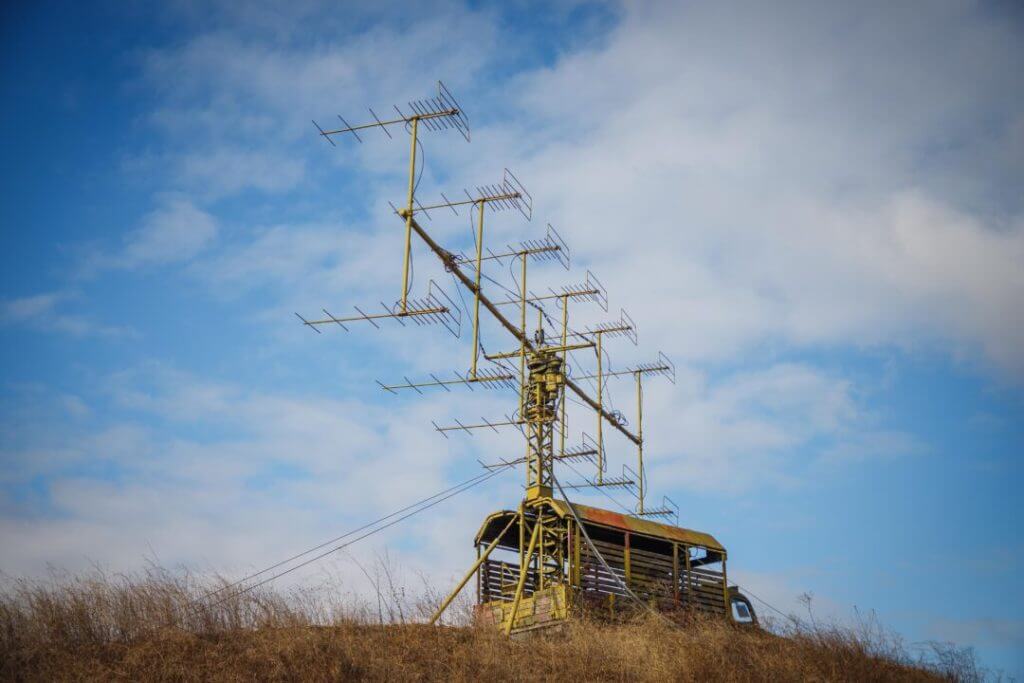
[684, 543, 692, 602]
[560, 294, 569, 458]
[721, 552, 730, 615]
[484, 341, 593, 361]
[400, 116, 419, 314]
[536, 500, 544, 590]
[573, 521, 581, 586]
[672, 542, 680, 606]
[636, 370, 644, 515]
[430, 513, 517, 625]
[596, 331, 604, 483]
[565, 517, 573, 591]
[403, 212, 639, 446]
[505, 517, 540, 634]
[470, 198, 485, 378]
[518, 252, 527, 424]
[518, 502, 525, 584]
[472, 497, 733, 631]
[306, 86, 730, 637]
[524, 345, 562, 500]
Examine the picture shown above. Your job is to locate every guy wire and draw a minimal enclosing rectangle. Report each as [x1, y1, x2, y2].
[202, 465, 511, 602]
[207, 464, 513, 608]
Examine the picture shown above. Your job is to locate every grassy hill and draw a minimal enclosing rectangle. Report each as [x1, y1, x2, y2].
[0, 568, 980, 681]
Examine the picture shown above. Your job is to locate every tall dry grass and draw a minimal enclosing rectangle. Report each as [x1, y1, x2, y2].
[0, 565, 987, 681]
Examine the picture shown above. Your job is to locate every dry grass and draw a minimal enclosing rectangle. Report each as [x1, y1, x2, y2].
[0, 566, 984, 682]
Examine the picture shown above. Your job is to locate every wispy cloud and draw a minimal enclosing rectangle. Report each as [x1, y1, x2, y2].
[176, 147, 305, 198]
[0, 367, 511, 580]
[80, 196, 218, 275]
[635, 362, 922, 494]
[120, 1, 1024, 379]
[0, 291, 133, 338]
[477, 2, 1024, 377]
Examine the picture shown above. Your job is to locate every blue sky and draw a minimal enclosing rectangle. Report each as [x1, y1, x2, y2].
[2, 0, 1023, 675]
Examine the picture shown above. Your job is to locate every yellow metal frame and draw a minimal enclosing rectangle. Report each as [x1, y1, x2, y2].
[467, 497, 733, 633]
[307, 85, 703, 635]
[400, 117, 419, 314]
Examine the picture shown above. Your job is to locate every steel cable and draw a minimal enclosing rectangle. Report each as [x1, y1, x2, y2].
[202, 465, 512, 606]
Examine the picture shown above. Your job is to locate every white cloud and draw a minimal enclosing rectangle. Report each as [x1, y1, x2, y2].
[0, 358, 906, 602]
[120, 197, 219, 267]
[492, 1, 1024, 376]
[0, 291, 132, 338]
[77, 196, 219, 275]
[0, 367, 514, 581]
[129, 1, 1024, 378]
[177, 147, 305, 197]
[628, 362, 922, 494]
[1, 292, 65, 320]
[66, 1, 1003, 510]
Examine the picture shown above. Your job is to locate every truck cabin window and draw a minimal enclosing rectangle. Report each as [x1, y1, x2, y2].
[732, 599, 753, 623]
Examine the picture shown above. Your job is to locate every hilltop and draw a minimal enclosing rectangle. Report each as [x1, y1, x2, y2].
[0, 568, 980, 681]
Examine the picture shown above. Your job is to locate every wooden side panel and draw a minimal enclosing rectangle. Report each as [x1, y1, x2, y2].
[576, 538, 726, 616]
[480, 558, 536, 603]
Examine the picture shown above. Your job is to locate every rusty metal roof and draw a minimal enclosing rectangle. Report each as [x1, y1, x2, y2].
[474, 499, 724, 552]
[548, 499, 725, 551]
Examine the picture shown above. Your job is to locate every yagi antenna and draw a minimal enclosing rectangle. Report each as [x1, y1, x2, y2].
[377, 366, 517, 394]
[561, 463, 637, 491]
[490, 269, 604, 309]
[314, 81, 471, 316]
[296, 279, 461, 338]
[432, 413, 523, 438]
[572, 351, 675, 383]
[414, 168, 532, 221]
[313, 80, 470, 144]
[478, 432, 599, 472]
[630, 493, 679, 524]
[569, 308, 637, 345]
[453, 224, 570, 271]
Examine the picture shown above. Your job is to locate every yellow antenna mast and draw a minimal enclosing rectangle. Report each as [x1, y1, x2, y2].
[300, 81, 694, 634]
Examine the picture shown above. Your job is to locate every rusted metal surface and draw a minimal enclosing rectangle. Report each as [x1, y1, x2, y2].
[549, 500, 725, 551]
[474, 500, 724, 552]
